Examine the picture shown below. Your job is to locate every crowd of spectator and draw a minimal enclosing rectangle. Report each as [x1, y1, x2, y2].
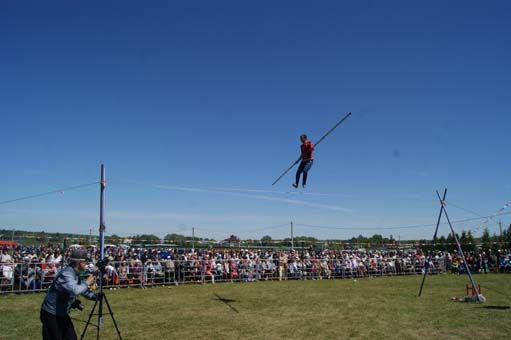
[1, 245, 510, 293]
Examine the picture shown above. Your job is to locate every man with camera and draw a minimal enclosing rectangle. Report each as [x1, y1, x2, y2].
[40, 248, 97, 340]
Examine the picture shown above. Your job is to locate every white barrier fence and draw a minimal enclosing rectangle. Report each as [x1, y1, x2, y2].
[0, 257, 450, 294]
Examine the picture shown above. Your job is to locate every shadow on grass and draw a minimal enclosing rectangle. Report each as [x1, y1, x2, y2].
[71, 317, 98, 328]
[479, 306, 510, 310]
[213, 293, 239, 313]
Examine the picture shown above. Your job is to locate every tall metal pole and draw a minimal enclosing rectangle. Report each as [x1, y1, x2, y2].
[98, 164, 106, 331]
[291, 221, 294, 250]
[61, 238, 67, 268]
[499, 220, 503, 248]
[81, 164, 122, 340]
[437, 190, 481, 302]
[418, 189, 446, 297]
[99, 164, 106, 263]
[192, 227, 195, 253]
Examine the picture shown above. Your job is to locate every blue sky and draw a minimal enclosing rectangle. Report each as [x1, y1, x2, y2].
[1, 0, 510, 241]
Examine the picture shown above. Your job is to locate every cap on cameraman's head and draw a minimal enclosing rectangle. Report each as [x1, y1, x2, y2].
[69, 248, 91, 263]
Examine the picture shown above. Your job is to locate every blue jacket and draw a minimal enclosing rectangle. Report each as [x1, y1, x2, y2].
[41, 266, 97, 316]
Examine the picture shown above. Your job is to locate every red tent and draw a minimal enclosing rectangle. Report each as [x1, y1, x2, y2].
[0, 240, 18, 247]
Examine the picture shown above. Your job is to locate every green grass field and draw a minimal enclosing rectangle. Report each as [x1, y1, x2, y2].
[1, 274, 510, 340]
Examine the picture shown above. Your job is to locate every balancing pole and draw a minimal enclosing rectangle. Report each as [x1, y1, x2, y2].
[272, 112, 352, 186]
[418, 189, 446, 296]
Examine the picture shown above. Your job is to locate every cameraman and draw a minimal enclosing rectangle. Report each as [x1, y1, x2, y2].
[40, 248, 97, 340]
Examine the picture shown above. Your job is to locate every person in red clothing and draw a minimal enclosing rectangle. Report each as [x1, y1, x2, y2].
[293, 134, 314, 188]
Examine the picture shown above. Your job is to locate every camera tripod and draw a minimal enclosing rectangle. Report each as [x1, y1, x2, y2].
[80, 288, 122, 340]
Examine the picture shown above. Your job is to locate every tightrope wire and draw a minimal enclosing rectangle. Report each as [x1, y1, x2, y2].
[0, 182, 99, 205]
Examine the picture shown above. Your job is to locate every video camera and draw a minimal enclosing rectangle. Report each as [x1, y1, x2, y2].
[71, 298, 84, 311]
[96, 258, 109, 273]
[84, 258, 110, 278]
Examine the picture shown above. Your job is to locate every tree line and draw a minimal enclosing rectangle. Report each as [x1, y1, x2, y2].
[2, 224, 511, 252]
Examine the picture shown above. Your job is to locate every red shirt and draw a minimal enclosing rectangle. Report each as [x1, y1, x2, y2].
[300, 140, 314, 160]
